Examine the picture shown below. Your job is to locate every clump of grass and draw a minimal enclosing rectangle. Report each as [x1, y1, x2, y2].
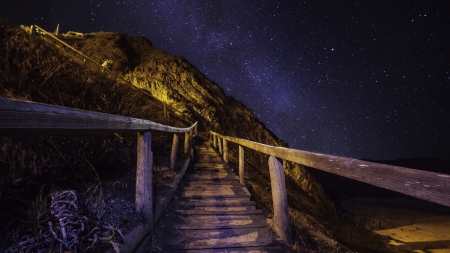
[0, 19, 190, 251]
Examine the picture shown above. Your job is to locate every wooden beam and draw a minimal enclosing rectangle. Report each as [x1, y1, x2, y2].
[136, 132, 153, 227]
[268, 156, 292, 243]
[184, 132, 190, 155]
[170, 134, 179, 170]
[210, 131, 450, 208]
[223, 139, 228, 163]
[239, 145, 245, 186]
[0, 97, 197, 136]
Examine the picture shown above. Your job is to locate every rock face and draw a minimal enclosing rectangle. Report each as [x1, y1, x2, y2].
[62, 32, 337, 220]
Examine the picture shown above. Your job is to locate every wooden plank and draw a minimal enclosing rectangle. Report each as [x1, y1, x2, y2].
[166, 219, 271, 230]
[183, 185, 251, 195]
[177, 199, 255, 207]
[211, 131, 450, 207]
[168, 227, 276, 240]
[181, 189, 251, 198]
[182, 181, 242, 186]
[173, 215, 265, 221]
[184, 174, 239, 181]
[175, 209, 261, 216]
[170, 245, 284, 253]
[0, 97, 197, 135]
[167, 234, 282, 249]
[175, 205, 256, 212]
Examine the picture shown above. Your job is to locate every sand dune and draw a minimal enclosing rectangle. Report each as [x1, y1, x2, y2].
[339, 198, 450, 253]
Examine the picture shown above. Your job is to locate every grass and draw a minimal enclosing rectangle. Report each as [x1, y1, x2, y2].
[0, 19, 191, 252]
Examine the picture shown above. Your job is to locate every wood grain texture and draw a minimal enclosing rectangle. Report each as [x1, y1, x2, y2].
[268, 156, 292, 243]
[239, 145, 245, 186]
[211, 131, 450, 207]
[136, 132, 153, 226]
[160, 143, 285, 251]
[170, 134, 179, 170]
[0, 97, 197, 135]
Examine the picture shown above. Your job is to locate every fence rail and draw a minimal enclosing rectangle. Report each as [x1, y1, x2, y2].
[0, 97, 197, 231]
[210, 131, 450, 242]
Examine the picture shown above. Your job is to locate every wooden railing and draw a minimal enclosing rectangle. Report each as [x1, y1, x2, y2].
[0, 97, 197, 230]
[210, 131, 450, 243]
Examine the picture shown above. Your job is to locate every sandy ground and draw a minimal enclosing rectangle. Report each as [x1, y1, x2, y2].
[338, 197, 450, 253]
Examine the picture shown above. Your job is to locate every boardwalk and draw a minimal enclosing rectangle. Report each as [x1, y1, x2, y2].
[157, 139, 286, 252]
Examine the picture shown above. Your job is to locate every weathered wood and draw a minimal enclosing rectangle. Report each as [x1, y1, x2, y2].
[239, 145, 245, 186]
[213, 134, 217, 148]
[218, 137, 223, 154]
[175, 207, 261, 215]
[223, 139, 228, 163]
[170, 134, 179, 170]
[167, 233, 282, 249]
[161, 141, 286, 251]
[268, 156, 292, 243]
[181, 189, 251, 198]
[184, 131, 190, 155]
[211, 131, 450, 208]
[167, 218, 271, 230]
[136, 132, 153, 227]
[177, 199, 255, 207]
[0, 97, 197, 135]
[168, 246, 284, 253]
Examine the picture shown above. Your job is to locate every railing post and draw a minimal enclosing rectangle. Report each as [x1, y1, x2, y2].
[189, 129, 194, 157]
[136, 132, 153, 229]
[239, 145, 245, 186]
[170, 134, 179, 170]
[184, 131, 190, 155]
[268, 156, 292, 244]
[218, 137, 223, 154]
[213, 134, 217, 148]
[223, 139, 228, 163]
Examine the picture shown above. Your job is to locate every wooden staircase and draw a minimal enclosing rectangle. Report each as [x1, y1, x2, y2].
[157, 141, 287, 252]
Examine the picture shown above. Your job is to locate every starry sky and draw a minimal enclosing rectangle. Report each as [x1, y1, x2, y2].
[1, 0, 450, 160]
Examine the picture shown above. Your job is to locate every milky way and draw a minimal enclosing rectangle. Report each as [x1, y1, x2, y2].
[1, 0, 449, 160]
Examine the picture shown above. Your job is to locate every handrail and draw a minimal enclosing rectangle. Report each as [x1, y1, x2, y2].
[0, 97, 197, 237]
[210, 131, 450, 242]
[0, 97, 196, 135]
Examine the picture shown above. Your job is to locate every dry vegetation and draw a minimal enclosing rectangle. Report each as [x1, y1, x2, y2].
[0, 19, 190, 252]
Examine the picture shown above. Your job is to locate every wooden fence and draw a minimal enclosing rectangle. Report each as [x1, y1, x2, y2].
[210, 131, 450, 243]
[0, 97, 197, 230]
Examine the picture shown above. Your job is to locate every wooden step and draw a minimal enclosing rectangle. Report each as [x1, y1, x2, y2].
[182, 180, 242, 186]
[177, 199, 255, 207]
[166, 218, 271, 230]
[169, 245, 284, 253]
[167, 234, 282, 250]
[175, 206, 260, 215]
[183, 185, 250, 193]
[168, 227, 276, 240]
[158, 141, 285, 252]
[181, 189, 251, 198]
[173, 214, 266, 221]
[184, 174, 239, 181]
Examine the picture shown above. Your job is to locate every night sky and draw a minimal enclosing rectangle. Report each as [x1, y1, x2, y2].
[1, 1, 449, 160]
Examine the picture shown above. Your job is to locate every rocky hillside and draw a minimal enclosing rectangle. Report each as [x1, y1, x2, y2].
[61, 31, 337, 221]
